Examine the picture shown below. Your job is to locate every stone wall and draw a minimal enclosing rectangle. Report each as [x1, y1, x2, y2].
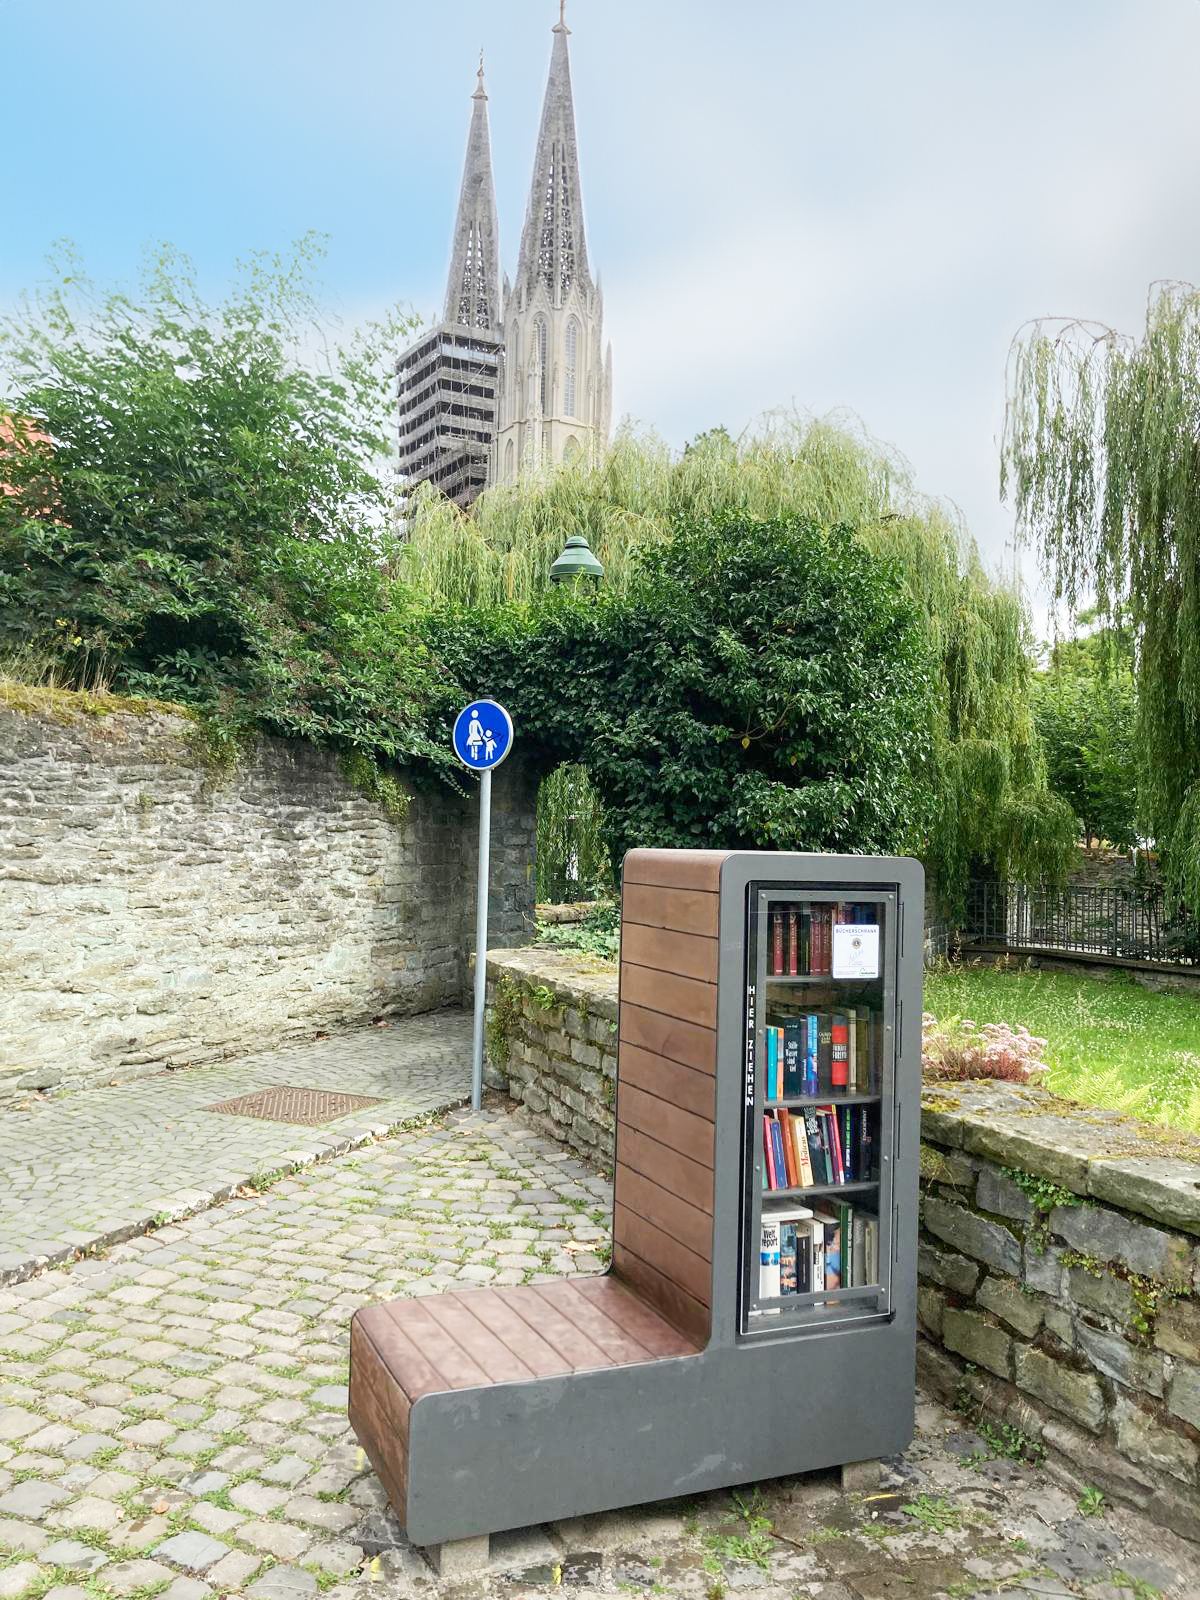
[919, 1080, 1200, 1540]
[483, 948, 618, 1164]
[0, 703, 537, 1106]
[484, 951, 1200, 1542]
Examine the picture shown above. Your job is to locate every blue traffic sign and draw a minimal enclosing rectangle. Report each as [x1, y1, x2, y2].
[452, 700, 514, 772]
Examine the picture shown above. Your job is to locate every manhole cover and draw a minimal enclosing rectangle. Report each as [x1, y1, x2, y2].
[203, 1085, 383, 1126]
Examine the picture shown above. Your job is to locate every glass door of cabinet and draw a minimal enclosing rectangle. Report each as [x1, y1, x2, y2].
[739, 885, 898, 1337]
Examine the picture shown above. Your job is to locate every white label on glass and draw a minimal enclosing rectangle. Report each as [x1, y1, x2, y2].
[832, 922, 880, 979]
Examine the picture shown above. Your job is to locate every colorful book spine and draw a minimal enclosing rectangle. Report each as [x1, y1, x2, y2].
[778, 1110, 799, 1188]
[763, 1116, 778, 1189]
[766, 1025, 778, 1101]
[770, 1117, 788, 1190]
[824, 1106, 846, 1184]
[760, 1218, 781, 1298]
[818, 1012, 833, 1095]
[831, 1012, 849, 1090]
[806, 1013, 818, 1096]
[787, 909, 799, 975]
[772, 911, 784, 976]
[782, 1018, 803, 1098]
[792, 1114, 814, 1187]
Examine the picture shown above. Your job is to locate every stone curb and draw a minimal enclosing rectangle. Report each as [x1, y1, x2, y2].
[0, 1096, 469, 1288]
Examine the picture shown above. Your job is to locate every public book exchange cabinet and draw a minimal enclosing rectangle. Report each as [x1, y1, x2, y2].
[347, 850, 923, 1545]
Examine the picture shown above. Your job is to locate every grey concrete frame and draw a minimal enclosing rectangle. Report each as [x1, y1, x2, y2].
[403, 852, 925, 1546]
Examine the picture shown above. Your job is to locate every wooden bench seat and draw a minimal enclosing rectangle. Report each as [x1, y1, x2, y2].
[349, 1276, 702, 1537]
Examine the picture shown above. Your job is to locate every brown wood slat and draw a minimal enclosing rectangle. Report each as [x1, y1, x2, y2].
[623, 849, 729, 891]
[613, 1242, 711, 1347]
[531, 1281, 652, 1365]
[620, 923, 718, 984]
[354, 1303, 442, 1403]
[460, 1291, 576, 1379]
[622, 882, 719, 939]
[621, 962, 717, 1029]
[422, 1294, 535, 1384]
[616, 1124, 713, 1214]
[385, 1299, 490, 1390]
[492, 1284, 614, 1371]
[619, 1003, 716, 1075]
[348, 1315, 410, 1512]
[618, 1082, 714, 1167]
[618, 1044, 715, 1121]
[614, 1201, 711, 1306]
[615, 1163, 713, 1262]
[573, 1275, 701, 1358]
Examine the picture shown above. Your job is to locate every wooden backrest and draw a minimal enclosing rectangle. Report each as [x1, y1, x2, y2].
[612, 849, 729, 1346]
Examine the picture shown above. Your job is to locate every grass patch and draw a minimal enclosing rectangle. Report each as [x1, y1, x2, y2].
[925, 961, 1200, 1131]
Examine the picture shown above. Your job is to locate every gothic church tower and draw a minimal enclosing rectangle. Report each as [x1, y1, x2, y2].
[492, 10, 612, 484]
[395, 63, 503, 509]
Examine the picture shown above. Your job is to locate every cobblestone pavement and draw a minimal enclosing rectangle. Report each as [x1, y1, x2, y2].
[0, 1015, 471, 1282]
[0, 1102, 1196, 1600]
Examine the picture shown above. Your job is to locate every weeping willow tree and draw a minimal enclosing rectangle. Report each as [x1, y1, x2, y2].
[535, 763, 611, 903]
[405, 411, 1075, 908]
[1002, 284, 1200, 908]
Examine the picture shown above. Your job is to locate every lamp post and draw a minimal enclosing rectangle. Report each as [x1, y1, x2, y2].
[549, 533, 604, 584]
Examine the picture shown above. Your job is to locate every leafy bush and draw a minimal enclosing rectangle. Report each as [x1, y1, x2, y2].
[534, 902, 620, 962]
[0, 240, 456, 782]
[922, 1011, 1048, 1084]
[430, 511, 936, 864]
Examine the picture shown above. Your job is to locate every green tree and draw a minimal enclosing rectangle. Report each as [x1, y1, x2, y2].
[0, 240, 455, 780]
[1032, 620, 1139, 849]
[406, 415, 1075, 905]
[1002, 283, 1200, 905]
[429, 513, 937, 867]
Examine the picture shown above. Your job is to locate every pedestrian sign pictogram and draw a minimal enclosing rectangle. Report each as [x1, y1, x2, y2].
[453, 700, 514, 772]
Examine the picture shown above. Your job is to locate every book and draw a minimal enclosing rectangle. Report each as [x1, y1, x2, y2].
[800, 908, 811, 974]
[772, 911, 784, 976]
[791, 1113, 814, 1187]
[806, 1012, 818, 1096]
[846, 1006, 857, 1092]
[782, 1018, 803, 1098]
[770, 1117, 788, 1190]
[810, 1204, 841, 1289]
[805, 1108, 831, 1184]
[763, 1115, 778, 1190]
[823, 1106, 846, 1184]
[831, 1012, 849, 1090]
[855, 1011, 870, 1093]
[766, 1024, 777, 1101]
[760, 1217, 781, 1299]
[777, 1109, 799, 1188]
[787, 908, 799, 976]
[817, 1012, 833, 1095]
[777, 1208, 814, 1295]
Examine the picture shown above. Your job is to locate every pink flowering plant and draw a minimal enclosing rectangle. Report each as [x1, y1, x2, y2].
[921, 1012, 1049, 1084]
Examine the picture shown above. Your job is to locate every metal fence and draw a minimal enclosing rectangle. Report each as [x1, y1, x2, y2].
[963, 878, 1199, 967]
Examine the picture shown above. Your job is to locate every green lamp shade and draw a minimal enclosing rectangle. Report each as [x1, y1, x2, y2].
[549, 534, 604, 583]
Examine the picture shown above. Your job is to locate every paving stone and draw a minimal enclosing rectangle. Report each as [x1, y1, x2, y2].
[0, 1517, 48, 1553]
[188, 1502, 247, 1537]
[248, 1568, 318, 1600]
[41, 1588, 91, 1600]
[154, 1530, 231, 1573]
[259, 1453, 311, 1487]
[160, 1580, 213, 1600]
[237, 1519, 312, 1561]
[46, 1496, 127, 1533]
[40, 1539, 110, 1573]
[230, 1481, 291, 1515]
[302, 1540, 363, 1577]
[0, 1479, 71, 1519]
[101, 1559, 176, 1595]
[205, 1549, 262, 1590]
[0, 1411, 41, 1444]
[0, 1564, 44, 1600]
[60, 1433, 116, 1460]
[281, 1494, 361, 1534]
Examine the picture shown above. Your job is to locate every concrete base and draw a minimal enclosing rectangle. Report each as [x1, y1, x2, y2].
[840, 1458, 881, 1492]
[426, 1534, 491, 1576]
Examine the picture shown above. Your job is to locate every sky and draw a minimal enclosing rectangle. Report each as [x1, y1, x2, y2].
[4, 0, 1200, 627]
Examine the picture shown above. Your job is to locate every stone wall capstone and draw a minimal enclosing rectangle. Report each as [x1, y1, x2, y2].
[0, 704, 537, 1106]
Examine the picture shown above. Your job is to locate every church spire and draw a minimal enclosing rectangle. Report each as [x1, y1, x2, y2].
[443, 56, 501, 330]
[513, 7, 590, 306]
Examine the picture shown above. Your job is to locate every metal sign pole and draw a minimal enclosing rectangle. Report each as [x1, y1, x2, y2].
[470, 767, 492, 1112]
